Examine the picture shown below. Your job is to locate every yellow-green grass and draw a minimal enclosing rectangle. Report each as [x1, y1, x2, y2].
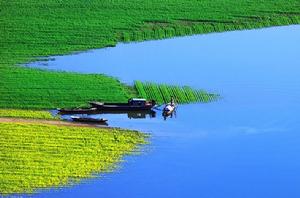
[0, 109, 54, 120]
[135, 81, 219, 104]
[0, 122, 147, 194]
[1, 0, 300, 109]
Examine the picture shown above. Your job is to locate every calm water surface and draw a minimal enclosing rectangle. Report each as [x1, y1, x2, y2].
[28, 25, 300, 198]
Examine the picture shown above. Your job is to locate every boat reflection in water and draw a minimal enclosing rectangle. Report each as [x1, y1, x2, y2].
[54, 110, 157, 126]
[98, 110, 156, 119]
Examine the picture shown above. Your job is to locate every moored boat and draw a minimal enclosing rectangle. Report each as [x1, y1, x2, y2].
[89, 98, 156, 111]
[57, 107, 98, 114]
[70, 116, 108, 124]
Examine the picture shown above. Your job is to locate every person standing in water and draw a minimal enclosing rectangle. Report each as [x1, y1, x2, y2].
[170, 96, 175, 106]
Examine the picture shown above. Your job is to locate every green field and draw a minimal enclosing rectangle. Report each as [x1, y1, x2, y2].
[1, 67, 133, 109]
[1, 0, 300, 109]
[0, 122, 147, 194]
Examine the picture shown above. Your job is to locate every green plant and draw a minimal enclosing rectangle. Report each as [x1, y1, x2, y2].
[134, 81, 219, 104]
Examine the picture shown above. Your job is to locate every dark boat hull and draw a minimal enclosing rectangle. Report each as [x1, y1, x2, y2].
[71, 116, 108, 124]
[58, 108, 98, 114]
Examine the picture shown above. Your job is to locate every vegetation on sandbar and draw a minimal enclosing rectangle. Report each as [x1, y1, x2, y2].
[0, 122, 147, 194]
[135, 81, 218, 104]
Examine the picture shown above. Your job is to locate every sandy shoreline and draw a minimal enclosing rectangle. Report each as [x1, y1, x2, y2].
[0, 117, 108, 128]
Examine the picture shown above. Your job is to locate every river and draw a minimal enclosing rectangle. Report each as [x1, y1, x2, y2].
[27, 25, 300, 198]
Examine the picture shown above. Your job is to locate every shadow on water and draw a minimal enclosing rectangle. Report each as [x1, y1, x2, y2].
[27, 25, 300, 198]
[56, 108, 179, 127]
[57, 109, 157, 123]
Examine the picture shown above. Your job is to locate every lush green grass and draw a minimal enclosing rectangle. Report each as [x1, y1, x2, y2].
[135, 81, 218, 104]
[1, 67, 133, 109]
[0, 122, 147, 194]
[0, 109, 55, 119]
[1, 0, 300, 109]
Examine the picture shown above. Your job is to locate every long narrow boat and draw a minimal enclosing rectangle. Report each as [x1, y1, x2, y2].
[57, 107, 98, 114]
[89, 98, 156, 111]
[70, 116, 108, 124]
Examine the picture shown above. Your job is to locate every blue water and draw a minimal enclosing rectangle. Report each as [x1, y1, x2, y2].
[28, 25, 300, 198]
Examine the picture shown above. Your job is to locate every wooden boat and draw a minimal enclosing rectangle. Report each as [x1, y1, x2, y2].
[57, 107, 98, 114]
[89, 98, 156, 111]
[70, 116, 108, 124]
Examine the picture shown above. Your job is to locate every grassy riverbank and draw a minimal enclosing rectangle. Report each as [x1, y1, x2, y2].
[1, 0, 300, 108]
[0, 109, 147, 194]
[1, 67, 133, 109]
[0, 109, 55, 119]
[0, 122, 147, 194]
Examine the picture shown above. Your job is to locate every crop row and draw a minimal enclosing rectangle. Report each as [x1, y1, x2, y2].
[134, 81, 218, 104]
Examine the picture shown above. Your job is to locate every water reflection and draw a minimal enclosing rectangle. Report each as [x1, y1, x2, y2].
[162, 109, 177, 120]
[57, 110, 157, 123]
[99, 110, 157, 119]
